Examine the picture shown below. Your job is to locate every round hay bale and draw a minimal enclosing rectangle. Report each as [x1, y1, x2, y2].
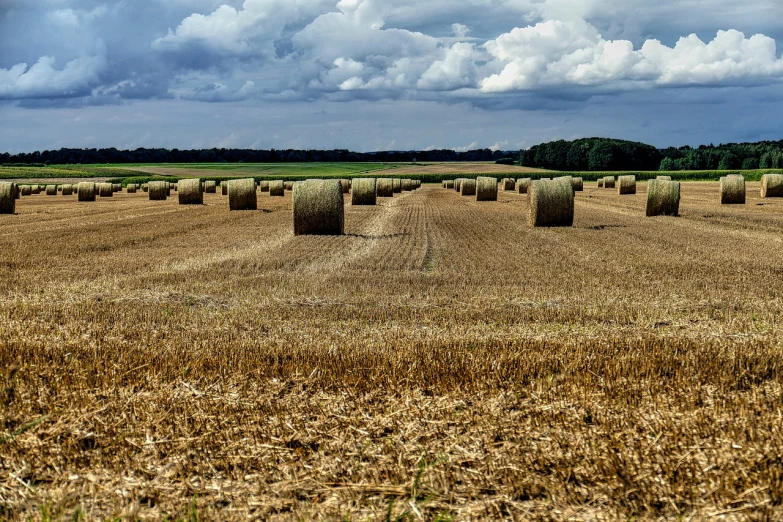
[351, 178, 377, 205]
[98, 183, 113, 197]
[269, 180, 284, 196]
[338, 179, 351, 194]
[20, 185, 32, 196]
[148, 181, 168, 201]
[61, 184, 74, 196]
[227, 178, 257, 210]
[77, 182, 96, 202]
[13, 183, 20, 200]
[171, 183, 178, 192]
[393, 179, 402, 193]
[293, 179, 344, 235]
[720, 175, 745, 204]
[402, 179, 413, 191]
[442, 181, 446, 188]
[502, 178, 516, 191]
[165, 182, 171, 196]
[376, 178, 394, 197]
[259, 180, 270, 193]
[112, 183, 122, 193]
[445, 180, 454, 189]
[0, 182, 16, 214]
[617, 175, 637, 195]
[178, 178, 204, 205]
[571, 177, 584, 192]
[476, 177, 498, 201]
[221, 183, 228, 195]
[529, 177, 575, 227]
[761, 174, 783, 198]
[516, 178, 532, 194]
[460, 178, 477, 196]
[646, 179, 680, 217]
[455, 178, 464, 192]
[657, 176, 672, 181]
[45, 185, 57, 196]
[284, 181, 294, 191]
[204, 180, 216, 193]
[126, 184, 136, 194]
[603, 176, 616, 189]
[597, 179, 604, 188]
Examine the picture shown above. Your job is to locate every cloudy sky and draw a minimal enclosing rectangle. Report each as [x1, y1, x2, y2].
[2, 0, 783, 153]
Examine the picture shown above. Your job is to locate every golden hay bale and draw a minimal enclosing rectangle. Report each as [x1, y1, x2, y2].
[761, 174, 783, 198]
[657, 176, 672, 181]
[20, 185, 32, 196]
[126, 184, 136, 194]
[571, 177, 584, 192]
[61, 184, 74, 196]
[228, 178, 257, 210]
[617, 175, 637, 195]
[269, 180, 284, 196]
[221, 183, 228, 195]
[31, 185, 41, 194]
[45, 185, 57, 195]
[204, 180, 216, 193]
[529, 177, 575, 227]
[77, 182, 96, 202]
[351, 178, 377, 205]
[98, 183, 113, 197]
[516, 178, 531, 194]
[476, 176, 498, 201]
[0, 182, 16, 213]
[376, 178, 394, 197]
[284, 181, 294, 191]
[454, 178, 462, 192]
[393, 179, 402, 193]
[171, 183, 178, 192]
[112, 183, 122, 192]
[720, 175, 745, 204]
[442, 181, 446, 188]
[502, 178, 515, 191]
[646, 179, 680, 217]
[148, 181, 168, 201]
[402, 179, 413, 191]
[597, 179, 604, 188]
[603, 176, 616, 189]
[338, 179, 350, 193]
[293, 179, 344, 235]
[178, 178, 204, 205]
[165, 182, 172, 196]
[259, 180, 270, 192]
[445, 180, 454, 189]
[141, 183, 149, 192]
[460, 178, 477, 196]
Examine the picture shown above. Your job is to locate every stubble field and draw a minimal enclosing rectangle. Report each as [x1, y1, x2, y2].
[1, 182, 783, 520]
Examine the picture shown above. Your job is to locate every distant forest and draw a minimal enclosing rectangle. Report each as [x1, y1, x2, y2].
[519, 138, 783, 171]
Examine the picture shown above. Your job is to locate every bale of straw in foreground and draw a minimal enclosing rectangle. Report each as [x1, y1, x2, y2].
[502, 178, 516, 191]
[77, 182, 96, 202]
[204, 180, 216, 193]
[351, 178, 377, 205]
[293, 179, 344, 235]
[269, 180, 284, 197]
[0, 182, 16, 214]
[603, 176, 616, 189]
[445, 180, 455, 189]
[761, 174, 783, 198]
[476, 176, 498, 201]
[20, 185, 32, 196]
[45, 185, 57, 195]
[126, 184, 136, 194]
[720, 175, 745, 204]
[178, 179, 204, 205]
[393, 179, 402, 193]
[460, 178, 477, 196]
[148, 181, 168, 201]
[646, 179, 680, 217]
[98, 183, 113, 197]
[228, 178, 257, 210]
[517, 178, 531, 194]
[571, 177, 584, 192]
[617, 175, 637, 195]
[376, 178, 394, 197]
[529, 177, 574, 227]
[657, 176, 672, 181]
[61, 184, 74, 196]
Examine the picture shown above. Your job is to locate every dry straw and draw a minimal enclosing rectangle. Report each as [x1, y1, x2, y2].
[529, 177, 575, 227]
[617, 175, 637, 195]
[351, 178, 377, 205]
[141, 184, 149, 192]
[476, 176, 498, 201]
[204, 180, 217, 193]
[126, 184, 136, 194]
[269, 180, 285, 196]
[228, 178, 257, 210]
[31, 185, 40, 194]
[657, 176, 672, 181]
[646, 179, 680, 217]
[460, 178, 477, 196]
[0, 182, 16, 214]
[571, 177, 584, 192]
[402, 179, 413, 191]
[761, 174, 783, 198]
[293, 179, 344, 236]
[98, 183, 113, 197]
[61, 184, 74, 196]
[720, 175, 745, 204]
[178, 179, 204, 205]
[221, 183, 228, 195]
[445, 180, 454, 189]
[603, 176, 616, 189]
[20, 185, 32, 196]
[165, 182, 171, 196]
[376, 178, 394, 197]
[284, 181, 294, 191]
[112, 183, 122, 193]
[148, 181, 168, 201]
[502, 178, 516, 191]
[77, 182, 96, 202]
[516, 178, 531, 194]
[393, 179, 402, 193]
[45, 185, 57, 196]
[259, 180, 271, 193]
[597, 179, 604, 188]
[339, 179, 351, 194]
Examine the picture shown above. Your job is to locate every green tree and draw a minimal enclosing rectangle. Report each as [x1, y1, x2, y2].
[659, 157, 675, 171]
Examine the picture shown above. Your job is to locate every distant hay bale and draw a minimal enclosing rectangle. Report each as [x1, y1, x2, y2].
[228, 178, 257, 210]
[204, 180, 216, 193]
[646, 179, 680, 217]
[112, 183, 122, 193]
[165, 182, 171, 196]
[45, 185, 57, 195]
[284, 181, 294, 191]
[141, 183, 149, 192]
[171, 183, 178, 192]
[31, 185, 40, 194]
[178, 178, 204, 205]
[761, 174, 783, 198]
[77, 182, 96, 202]
[61, 184, 73, 196]
[148, 181, 168, 201]
[293, 179, 344, 235]
[445, 180, 454, 189]
[98, 183, 113, 197]
[597, 179, 604, 188]
[0, 182, 16, 214]
[515, 178, 531, 194]
[454, 178, 462, 192]
[460, 178, 477, 196]
[603, 176, 615, 189]
[269, 180, 284, 196]
[442, 181, 446, 188]
[402, 179, 413, 191]
[126, 184, 136, 194]
[502, 178, 515, 191]
[657, 176, 672, 181]
[720, 175, 745, 204]
[571, 177, 584, 192]
[338, 179, 350, 193]
[20, 185, 32, 196]
[393, 179, 402, 193]
[617, 175, 637, 195]
[529, 177, 575, 227]
[259, 180, 270, 193]
[376, 178, 394, 197]
[476, 176, 498, 201]
[351, 178, 377, 205]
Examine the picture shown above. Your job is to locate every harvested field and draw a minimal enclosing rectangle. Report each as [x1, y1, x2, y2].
[384, 162, 550, 175]
[1, 182, 783, 520]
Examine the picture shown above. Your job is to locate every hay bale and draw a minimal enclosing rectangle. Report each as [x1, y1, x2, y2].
[61, 184, 73, 196]
[171, 183, 178, 192]
[148, 181, 168, 201]
[45, 185, 57, 195]
[476, 176, 498, 201]
[351, 178, 377, 205]
[376, 178, 394, 197]
[502, 178, 515, 191]
[259, 180, 270, 193]
[516, 178, 531, 194]
[0, 182, 16, 214]
[141, 184, 149, 192]
[126, 184, 136, 194]
[178, 178, 204, 205]
[597, 179, 604, 188]
[293, 179, 344, 235]
[646, 179, 680, 217]
[221, 183, 228, 195]
[20, 185, 32, 196]
[720, 175, 745, 204]
[269, 180, 284, 197]
[571, 177, 584, 192]
[338, 179, 350, 194]
[77, 182, 96, 202]
[445, 180, 454, 189]
[284, 181, 294, 191]
[165, 182, 172, 196]
[761, 174, 783, 198]
[460, 178, 477, 196]
[402, 179, 413, 191]
[112, 183, 122, 193]
[455, 179, 463, 192]
[204, 180, 216, 193]
[657, 176, 672, 181]
[529, 177, 574, 227]
[393, 179, 402, 193]
[603, 176, 615, 189]
[227, 178, 257, 210]
[98, 183, 113, 197]
[617, 175, 636, 195]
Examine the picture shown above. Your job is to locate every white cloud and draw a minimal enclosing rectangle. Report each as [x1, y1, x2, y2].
[0, 53, 106, 99]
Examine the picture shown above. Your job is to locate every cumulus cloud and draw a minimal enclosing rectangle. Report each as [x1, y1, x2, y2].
[0, 52, 106, 99]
